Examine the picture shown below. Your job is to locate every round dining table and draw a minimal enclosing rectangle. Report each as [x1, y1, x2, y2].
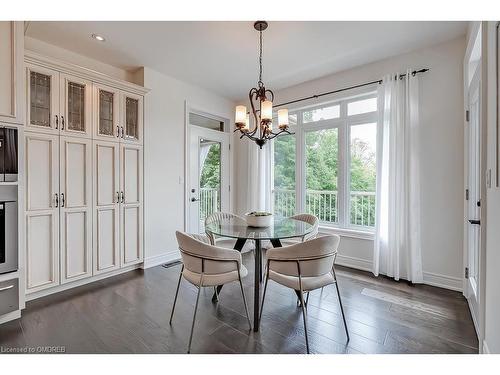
[205, 215, 314, 332]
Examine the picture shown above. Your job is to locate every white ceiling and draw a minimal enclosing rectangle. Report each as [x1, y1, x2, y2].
[25, 21, 467, 100]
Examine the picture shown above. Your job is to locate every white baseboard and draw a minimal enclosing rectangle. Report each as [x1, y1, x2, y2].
[0, 310, 21, 325]
[335, 254, 372, 272]
[142, 250, 180, 269]
[26, 264, 141, 302]
[482, 340, 491, 354]
[422, 271, 463, 292]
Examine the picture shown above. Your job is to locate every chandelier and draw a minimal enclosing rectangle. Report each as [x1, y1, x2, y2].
[234, 21, 293, 149]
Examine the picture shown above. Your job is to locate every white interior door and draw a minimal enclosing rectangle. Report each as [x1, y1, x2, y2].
[466, 69, 481, 328]
[120, 143, 143, 266]
[60, 136, 92, 283]
[93, 140, 120, 274]
[187, 125, 229, 234]
[25, 132, 60, 293]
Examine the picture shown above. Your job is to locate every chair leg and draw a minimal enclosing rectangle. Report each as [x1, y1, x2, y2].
[169, 265, 184, 325]
[306, 290, 310, 307]
[238, 276, 252, 330]
[188, 279, 203, 353]
[213, 286, 219, 302]
[299, 290, 310, 354]
[332, 268, 349, 342]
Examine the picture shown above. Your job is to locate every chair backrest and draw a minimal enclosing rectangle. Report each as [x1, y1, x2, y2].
[290, 213, 319, 241]
[267, 235, 340, 278]
[176, 231, 241, 275]
[204, 212, 242, 244]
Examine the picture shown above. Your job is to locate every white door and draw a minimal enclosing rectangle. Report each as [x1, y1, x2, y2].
[60, 136, 92, 284]
[26, 64, 60, 134]
[187, 125, 230, 234]
[93, 140, 120, 274]
[120, 143, 143, 266]
[465, 69, 481, 328]
[25, 132, 60, 293]
[59, 74, 92, 138]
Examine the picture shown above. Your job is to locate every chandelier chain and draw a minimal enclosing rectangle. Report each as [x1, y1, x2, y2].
[258, 29, 263, 87]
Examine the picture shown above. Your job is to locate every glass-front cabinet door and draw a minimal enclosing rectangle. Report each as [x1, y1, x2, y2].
[121, 92, 143, 144]
[95, 84, 120, 141]
[27, 64, 59, 133]
[60, 74, 92, 137]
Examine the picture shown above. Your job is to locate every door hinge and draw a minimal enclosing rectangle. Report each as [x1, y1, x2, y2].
[465, 110, 470, 122]
[229, 144, 231, 151]
[229, 184, 231, 192]
[465, 189, 469, 201]
[465, 267, 469, 279]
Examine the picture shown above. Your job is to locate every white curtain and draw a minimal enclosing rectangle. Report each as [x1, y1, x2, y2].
[246, 137, 272, 212]
[373, 70, 423, 283]
[199, 143, 211, 178]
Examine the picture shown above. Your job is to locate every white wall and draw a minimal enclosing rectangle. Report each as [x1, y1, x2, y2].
[234, 36, 466, 290]
[484, 21, 500, 354]
[141, 67, 236, 266]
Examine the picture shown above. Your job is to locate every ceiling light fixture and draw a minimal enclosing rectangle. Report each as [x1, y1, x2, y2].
[234, 21, 293, 149]
[91, 33, 106, 42]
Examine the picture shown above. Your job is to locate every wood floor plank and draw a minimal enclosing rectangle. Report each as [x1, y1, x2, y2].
[0, 255, 478, 354]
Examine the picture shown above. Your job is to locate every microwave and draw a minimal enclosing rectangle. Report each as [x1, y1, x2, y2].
[0, 127, 18, 183]
[0, 187, 17, 274]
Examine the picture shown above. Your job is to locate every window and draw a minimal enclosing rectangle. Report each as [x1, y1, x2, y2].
[271, 93, 378, 231]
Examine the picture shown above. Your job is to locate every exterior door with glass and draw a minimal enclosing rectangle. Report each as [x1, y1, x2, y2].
[187, 125, 229, 234]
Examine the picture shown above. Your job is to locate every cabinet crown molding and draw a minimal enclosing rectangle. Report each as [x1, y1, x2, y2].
[24, 50, 149, 96]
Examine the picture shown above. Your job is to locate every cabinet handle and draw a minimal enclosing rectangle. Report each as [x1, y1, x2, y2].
[121, 191, 125, 203]
[116, 191, 120, 203]
[117, 126, 120, 138]
[61, 115, 65, 130]
[55, 193, 59, 208]
[61, 193, 65, 207]
[55, 115, 59, 129]
[0, 285, 14, 292]
[121, 126, 124, 138]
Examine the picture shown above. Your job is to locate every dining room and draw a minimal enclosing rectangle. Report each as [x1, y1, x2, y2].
[1, 3, 500, 371]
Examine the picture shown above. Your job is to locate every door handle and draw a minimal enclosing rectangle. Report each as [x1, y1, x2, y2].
[191, 197, 199, 202]
[121, 191, 125, 203]
[116, 191, 120, 203]
[468, 219, 480, 225]
[121, 126, 124, 139]
[61, 193, 65, 207]
[61, 115, 65, 130]
[55, 115, 59, 129]
[117, 126, 120, 138]
[55, 193, 59, 208]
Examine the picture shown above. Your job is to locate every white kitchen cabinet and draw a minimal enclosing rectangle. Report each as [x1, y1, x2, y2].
[0, 21, 24, 125]
[23, 52, 146, 299]
[121, 92, 143, 144]
[27, 65, 93, 138]
[25, 132, 60, 293]
[94, 83, 121, 141]
[93, 140, 120, 275]
[120, 143, 143, 266]
[59, 74, 93, 138]
[59, 136, 92, 283]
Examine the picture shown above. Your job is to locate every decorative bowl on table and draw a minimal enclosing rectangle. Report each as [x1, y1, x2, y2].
[244, 211, 273, 227]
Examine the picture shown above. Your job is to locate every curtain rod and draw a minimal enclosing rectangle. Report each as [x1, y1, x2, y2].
[272, 68, 429, 109]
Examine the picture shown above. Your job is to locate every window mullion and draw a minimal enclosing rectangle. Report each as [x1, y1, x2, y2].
[338, 102, 349, 228]
[296, 111, 305, 214]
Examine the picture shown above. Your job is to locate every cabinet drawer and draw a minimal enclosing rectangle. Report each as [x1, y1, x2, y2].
[0, 278, 19, 316]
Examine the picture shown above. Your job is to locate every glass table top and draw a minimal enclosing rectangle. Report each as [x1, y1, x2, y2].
[205, 216, 313, 240]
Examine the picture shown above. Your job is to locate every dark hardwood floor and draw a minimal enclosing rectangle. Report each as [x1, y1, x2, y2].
[0, 252, 478, 354]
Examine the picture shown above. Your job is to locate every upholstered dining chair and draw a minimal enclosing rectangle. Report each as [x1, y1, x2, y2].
[171, 231, 252, 353]
[204, 212, 242, 248]
[259, 234, 349, 354]
[278, 213, 319, 247]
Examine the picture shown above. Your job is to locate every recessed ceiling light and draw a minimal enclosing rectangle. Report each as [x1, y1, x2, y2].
[91, 34, 106, 42]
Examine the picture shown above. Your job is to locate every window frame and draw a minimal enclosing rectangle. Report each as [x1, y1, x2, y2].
[270, 89, 380, 235]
